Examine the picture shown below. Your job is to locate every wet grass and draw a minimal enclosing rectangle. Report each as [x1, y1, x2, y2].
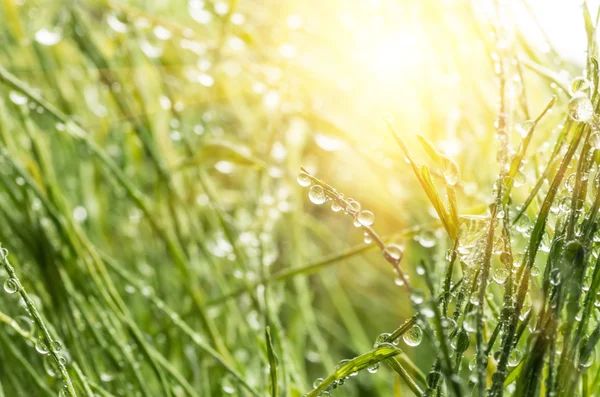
[1, 1, 600, 397]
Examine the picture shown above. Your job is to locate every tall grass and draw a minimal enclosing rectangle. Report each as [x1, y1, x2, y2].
[1, 0, 600, 396]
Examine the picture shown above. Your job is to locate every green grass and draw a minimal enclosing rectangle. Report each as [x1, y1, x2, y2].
[1, 0, 600, 396]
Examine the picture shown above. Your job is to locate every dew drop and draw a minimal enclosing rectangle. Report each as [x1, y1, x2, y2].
[35, 339, 49, 355]
[367, 362, 380, 373]
[591, 132, 600, 150]
[35, 28, 62, 46]
[514, 170, 526, 187]
[394, 276, 405, 286]
[358, 210, 375, 226]
[402, 325, 423, 346]
[374, 333, 390, 347]
[570, 77, 592, 97]
[9, 91, 27, 106]
[516, 120, 534, 138]
[346, 198, 361, 214]
[530, 266, 540, 277]
[297, 172, 311, 187]
[416, 230, 436, 248]
[221, 375, 235, 394]
[4, 278, 19, 294]
[550, 268, 561, 286]
[410, 289, 425, 305]
[508, 349, 522, 367]
[568, 94, 594, 123]
[331, 201, 342, 212]
[383, 244, 403, 264]
[363, 232, 372, 244]
[493, 268, 509, 285]
[312, 378, 324, 388]
[442, 159, 459, 186]
[308, 185, 327, 205]
[463, 311, 477, 333]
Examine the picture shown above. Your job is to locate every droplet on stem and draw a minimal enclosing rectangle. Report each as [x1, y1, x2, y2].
[308, 185, 327, 204]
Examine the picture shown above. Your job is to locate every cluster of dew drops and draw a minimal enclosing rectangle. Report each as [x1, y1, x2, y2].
[1, 248, 70, 396]
[297, 172, 430, 395]
[297, 171, 404, 266]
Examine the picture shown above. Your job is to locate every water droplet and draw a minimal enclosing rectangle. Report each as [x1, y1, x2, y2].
[410, 289, 425, 305]
[469, 356, 477, 370]
[463, 311, 477, 333]
[550, 268, 561, 286]
[415, 230, 436, 248]
[222, 375, 235, 394]
[516, 120, 535, 138]
[570, 77, 592, 97]
[591, 133, 600, 150]
[403, 325, 423, 346]
[43, 355, 58, 377]
[35, 28, 62, 46]
[308, 185, 327, 204]
[346, 198, 361, 214]
[493, 268, 509, 285]
[58, 385, 68, 397]
[531, 266, 540, 277]
[367, 362, 380, 373]
[35, 339, 49, 355]
[383, 244, 403, 264]
[315, 133, 345, 152]
[442, 159, 459, 186]
[565, 174, 576, 192]
[331, 201, 342, 212]
[508, 349, 522, 367]
[374, 333, 390, 347]
[9, 91, 27, 106]
[358, 210, 375, 226]
[107, 12, 128, 33]
[4, 278, 19, 294]
[363, 232, 372, 244]
[51, 339, 62, 353]
[568, 93, 594, 123]
[297, 172, 311, 187]
[312, 378, 324, 388]
[514, 170, 526, 187]
[580, 351, 595, 368]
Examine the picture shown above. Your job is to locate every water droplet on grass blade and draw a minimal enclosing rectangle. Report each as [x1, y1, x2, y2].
[493, 268, 509, 285]
[346, 198, 361, 214]
[312, 378, 323, 388]
[568, 94, 594, 122]
[442, 159, 459, 186]
[297, 172, 311, 187]
[4, 278, 19, 294]
[403, 325, 423, 346]
[35, 339, 49, 355]
[363, 232, 372, 244]
[383, 244, 403, 264]
[308, 185, 327, 204]
[591, 133, 600, 150]
[550, 268, 561, 286]
[570, 77, 592, 97]
[367, 362, 379, 373]
[357, 210, 374, 226]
